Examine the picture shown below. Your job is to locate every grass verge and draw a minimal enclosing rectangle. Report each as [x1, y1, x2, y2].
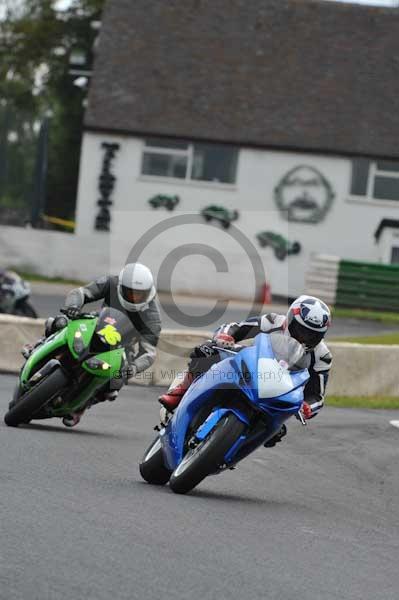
[7, 268, 83, 286]
[327, 396, 399, 409]
[333, 333, 399, 345]
[332, 307, 399, 324]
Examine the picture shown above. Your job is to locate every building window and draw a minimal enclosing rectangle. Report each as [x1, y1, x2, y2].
[350, 159, 399, 202]
[141, 138, 238, 184]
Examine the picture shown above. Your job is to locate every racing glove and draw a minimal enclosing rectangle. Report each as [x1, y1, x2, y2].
[213, 333, 236, 349]
[64, 306, 81, 319]
[120, 363, 137, 383]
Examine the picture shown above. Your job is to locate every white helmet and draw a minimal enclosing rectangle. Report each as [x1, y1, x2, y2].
[286, 295, 331, 349]
[117, 263, 156, 312]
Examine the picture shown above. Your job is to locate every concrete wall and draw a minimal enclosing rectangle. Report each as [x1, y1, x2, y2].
[1, 315, 398, 397]
[0, 315, 210, 387]
[75, 132, 399, 298]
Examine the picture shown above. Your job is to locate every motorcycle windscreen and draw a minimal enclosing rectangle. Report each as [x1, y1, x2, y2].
[269, 333, 310, 371]
[255, 333, 309, 399]
[92, 307, 135, 351]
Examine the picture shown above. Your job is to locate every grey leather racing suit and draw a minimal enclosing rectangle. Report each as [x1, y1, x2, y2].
[65, 275, 161, 374]
[215, 313, 332, 418]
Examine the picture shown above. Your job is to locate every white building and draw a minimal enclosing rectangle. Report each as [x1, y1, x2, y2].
[75, 0, 399, 300]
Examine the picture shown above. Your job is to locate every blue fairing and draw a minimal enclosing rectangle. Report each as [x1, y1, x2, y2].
[161, 333, 310, 471]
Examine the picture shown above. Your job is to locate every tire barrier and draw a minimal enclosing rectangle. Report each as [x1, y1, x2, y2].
[306, 253, 399, 312]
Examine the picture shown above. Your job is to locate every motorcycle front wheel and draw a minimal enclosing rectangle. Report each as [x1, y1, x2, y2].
[139, 436, 172, 485]
[4, 368, 68, 427]
[169, 413, 245, 495]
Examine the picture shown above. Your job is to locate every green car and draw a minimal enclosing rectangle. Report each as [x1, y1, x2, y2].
[201, 205, 239, 228]
[148, 194, 180, 210]
[4, 307, 134, 427]
[256, 231, 301, 260]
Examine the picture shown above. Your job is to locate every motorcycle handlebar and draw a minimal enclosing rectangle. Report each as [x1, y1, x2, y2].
[60, 308, 98, 319]
[210, 343, 244, 354]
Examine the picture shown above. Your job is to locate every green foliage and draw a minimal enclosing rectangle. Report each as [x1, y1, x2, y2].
[332, 307, 399, 324]
[6, 266, 84, 285]
[327, 396, 399, 409]
[0, 0, 105, 221]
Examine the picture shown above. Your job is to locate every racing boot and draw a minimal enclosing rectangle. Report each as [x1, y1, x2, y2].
[264, 424, 287, 448]
[21, 338, 45, 359]
[22, 343, 34, 359]
[158, 371, 193, 412]
[90, 389, 119, 407]
[62, 409, 86, 428]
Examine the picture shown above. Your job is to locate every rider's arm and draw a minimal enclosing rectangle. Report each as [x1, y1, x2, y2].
[128, 299, 162, 374]
[64, 276, 110, 310]
[303, 342, 332, 418]
[215, 313, 284, 342]
[215, 316, 261, 342]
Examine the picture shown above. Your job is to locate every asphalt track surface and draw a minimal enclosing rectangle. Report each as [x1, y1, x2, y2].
[30, 287, 399, 338]
[1, 375, 399, 600]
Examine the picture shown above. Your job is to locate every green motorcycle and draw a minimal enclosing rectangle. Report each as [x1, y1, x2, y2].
[4, 307, 134, 427]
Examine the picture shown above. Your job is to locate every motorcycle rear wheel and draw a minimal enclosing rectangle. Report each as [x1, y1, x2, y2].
[4, 368, 68, 427]
[169, 413, 245, 495]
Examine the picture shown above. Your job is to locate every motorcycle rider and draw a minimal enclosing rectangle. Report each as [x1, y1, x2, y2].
[0, 269, 36, 316]
[0, 269, 18, 312]
[159, 295, 332, 446]
[0, 269, 12, 310]
[25, 263, 161, 427]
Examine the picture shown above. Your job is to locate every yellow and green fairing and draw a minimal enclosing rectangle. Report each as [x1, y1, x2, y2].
[19, 317, 125, 416]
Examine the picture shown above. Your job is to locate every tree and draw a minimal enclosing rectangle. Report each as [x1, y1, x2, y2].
[0, 0, 104, 226]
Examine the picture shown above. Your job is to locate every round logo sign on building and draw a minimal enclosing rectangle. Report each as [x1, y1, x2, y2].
[274, 165, 335, 224]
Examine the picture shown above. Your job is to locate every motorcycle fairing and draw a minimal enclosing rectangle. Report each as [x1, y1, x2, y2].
[66, 318, 98, 358]
[161, 333, 310, 471]
[21, 328, 68, 384]
[195, 408, 250, 441]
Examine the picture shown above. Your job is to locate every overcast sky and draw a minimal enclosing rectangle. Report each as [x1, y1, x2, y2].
[53, 0, 73, 9]
[0, 0, 73, 19]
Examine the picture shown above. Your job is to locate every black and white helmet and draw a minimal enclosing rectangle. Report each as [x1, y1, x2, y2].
[287, 295, 331, 349]
[117, 263, 156, 312]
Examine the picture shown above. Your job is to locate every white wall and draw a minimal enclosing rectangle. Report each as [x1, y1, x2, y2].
[12, 131, 396, 300]
[0, 225, 132, 282]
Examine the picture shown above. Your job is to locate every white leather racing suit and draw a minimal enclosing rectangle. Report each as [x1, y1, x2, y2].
[215, 313, 332, 418]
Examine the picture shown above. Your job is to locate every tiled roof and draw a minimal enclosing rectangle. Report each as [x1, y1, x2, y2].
[86, 0, 399, 158]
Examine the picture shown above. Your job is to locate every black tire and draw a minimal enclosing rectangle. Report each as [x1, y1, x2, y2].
[221, 220, 230, 229]
[139, 436, 172, 485]
[291, 241, 301, 255]
[15, 300, 38, 318]
[4, 368, 68, 427]
[8, 382, 23, 411]
[169, 413, 245, 495]
[275, 247, 287, 261]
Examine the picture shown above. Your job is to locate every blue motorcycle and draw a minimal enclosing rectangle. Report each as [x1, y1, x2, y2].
[139, 332, 310, 494]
